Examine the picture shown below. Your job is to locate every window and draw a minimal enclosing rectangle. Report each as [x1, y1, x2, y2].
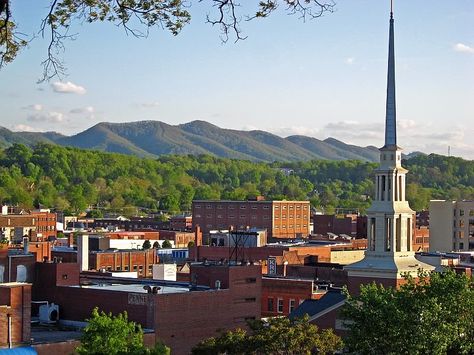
[267, 298, 274, 312]
[289, 299, 296, 313]
[460, 210, 465, 216]
[229, 205, 235, 209]
[454, 209, 457, 217]
[460, 220, 465, 228]
[264, 215, 270, 220]
[246, 277, 257, 283]
[251, 216, 257, 220]
[263, 206, 270, 210]
[240, 215, 246, 219]
[133, 265, 138, 271]
[116, 266, 121, 271]
[470, 210, 474, 217]
[217, 205, 223, 209]
[229, 215, 235, 219]
[206, 214, 212, 218]
[217, 215, 223, 219]
[195, 205, 201, 209]
[282, 206, 287, 210]
[125, 266, 129, 271]
[206, 204, 212, 209]
[277, 298, 284, 313]
[251, 206, 257, 210]
[453, 220, 457, 228]
[459, 242, 464, 250]
[274, 206, 280, 210]
[240, 205, 246, 209]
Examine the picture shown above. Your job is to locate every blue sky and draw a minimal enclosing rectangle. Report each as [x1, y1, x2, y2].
[1, 0, 473, 158]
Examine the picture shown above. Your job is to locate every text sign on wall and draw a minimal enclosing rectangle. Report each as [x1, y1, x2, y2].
[268, 257, 277, 275]
[128, 293, 147, 306]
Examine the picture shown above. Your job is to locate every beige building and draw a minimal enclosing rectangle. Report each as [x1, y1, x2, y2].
[429, 200, 474, 252]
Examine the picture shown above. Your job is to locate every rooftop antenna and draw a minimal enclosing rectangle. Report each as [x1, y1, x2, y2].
[390, 0, 393, 19]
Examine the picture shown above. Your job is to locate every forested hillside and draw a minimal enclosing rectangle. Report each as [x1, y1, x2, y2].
[0, 144, 472, 215]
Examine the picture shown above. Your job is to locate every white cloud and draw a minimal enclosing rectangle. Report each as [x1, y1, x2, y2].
[453, 43, 474, 54]
[345, 57, 355, 65]
[11, 124, 42, 132]
[70, 106, 95, 114]
[270, 126, 321, 137]
[22, 104, 43, 111]
[51, 81, 87, 94]
[139, 101, 160, 108]
[27, 111, 65, 123]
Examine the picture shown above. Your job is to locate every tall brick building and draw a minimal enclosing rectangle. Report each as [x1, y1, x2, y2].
[192, 199, 310, 240]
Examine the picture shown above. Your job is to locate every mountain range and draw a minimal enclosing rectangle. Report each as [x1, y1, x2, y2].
[1, 120, 391, 162]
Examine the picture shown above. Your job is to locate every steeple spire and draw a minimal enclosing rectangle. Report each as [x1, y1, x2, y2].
[385, 0, 397, 147]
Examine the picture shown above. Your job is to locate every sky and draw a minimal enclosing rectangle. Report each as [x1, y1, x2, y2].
[1, 0, 473, 158]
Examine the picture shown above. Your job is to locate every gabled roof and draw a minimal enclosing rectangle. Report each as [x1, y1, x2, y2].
[289, 289, 346, 320]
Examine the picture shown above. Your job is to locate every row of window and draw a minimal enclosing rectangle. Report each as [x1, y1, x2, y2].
[195, 205, 271, 210]
[267, 297, 304, 313]
[454, 209, 474, 217]
[274, 205, 308, 210]
[274, 225, 307, 229]
[104, 264, 153, 274]
[37, 225, 55, 232]
[274, 215, 307, 219]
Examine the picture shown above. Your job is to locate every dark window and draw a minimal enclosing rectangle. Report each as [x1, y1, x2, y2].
[267, 298, 274, 311]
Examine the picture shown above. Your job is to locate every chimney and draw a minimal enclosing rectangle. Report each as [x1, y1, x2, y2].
[77, 234, 89, 272]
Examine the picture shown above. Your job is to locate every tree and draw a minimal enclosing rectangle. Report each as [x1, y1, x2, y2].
[187, 240, 195, 248]
[0, 0, 335, 81]
[192, 315, 343, 354]
[77, 308, 170, 355]
[161, 239, 172, 249]
[152, 241, 160, 249]
[142, 239, 151, 250]
[341, 269, 474, 355]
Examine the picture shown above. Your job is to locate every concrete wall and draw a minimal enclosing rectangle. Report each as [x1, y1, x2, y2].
[330, 250, 365, 265]
[429, 200, 455, 252]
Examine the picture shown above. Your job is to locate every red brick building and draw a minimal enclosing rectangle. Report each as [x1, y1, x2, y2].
[192, 199, 311, 240]
[261, 277, 324, 317]
[0, 282, 31, 347]
[313, 214, 367, 238]
[30, 210, 57, 240]
[32, 262, 261, 354]
[89, 249, 159, 277]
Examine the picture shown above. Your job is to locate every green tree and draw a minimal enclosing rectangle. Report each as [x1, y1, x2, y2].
[192, 315, 342, 354]
[162, 239, 172, 249]
[152, 241, 160, 249]
[77, 308, 170, 355]
[342, 269, 474, 355]
[142, 240, 151, 250]
[77, 308, 143, 354]
[187, 240, 195, 248]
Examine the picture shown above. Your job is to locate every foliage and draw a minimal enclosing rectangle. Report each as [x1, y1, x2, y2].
[161, 239, 172, 249]
[341, 269, 474, 355]
[77, 308, 141, 354]
[0, 144, 472, 214]
[76, 308, 170, 354]
[188, 240, 195, 248]
[191, 315, 343, 355]
[0, 0, 334, 80]
[152, 241, 160, 249]
[142, 239, 151, 250]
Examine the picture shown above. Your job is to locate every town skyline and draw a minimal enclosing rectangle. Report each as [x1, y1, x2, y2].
[0, 0, 472, 158]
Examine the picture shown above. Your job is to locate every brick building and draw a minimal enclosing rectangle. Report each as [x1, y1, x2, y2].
[30, 210, 57, 240]
[261, 277, 325, 317]
[192, 199, 311, 239]
[89, 249, 159, 277]
[169, 215, 192, 231]
[313, 214, 367, 238]
[0, 283, 32, 348]
[32, 262, 261, 354]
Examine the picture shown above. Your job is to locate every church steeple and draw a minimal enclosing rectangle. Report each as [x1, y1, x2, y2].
[385, 0, 397, 147]
[344, 1, 435, 293]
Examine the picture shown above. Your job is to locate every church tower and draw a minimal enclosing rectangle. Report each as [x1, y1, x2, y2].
[345, 2, 435, 293]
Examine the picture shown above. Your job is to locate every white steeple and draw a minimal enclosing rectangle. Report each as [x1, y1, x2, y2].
[345, 2, 434, 287]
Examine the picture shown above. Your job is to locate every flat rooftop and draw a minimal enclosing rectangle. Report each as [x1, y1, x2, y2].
[73, 283, 190, 294]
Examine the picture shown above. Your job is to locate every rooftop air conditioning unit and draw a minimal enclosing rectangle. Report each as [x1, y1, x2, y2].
[39, 302, 59, 323]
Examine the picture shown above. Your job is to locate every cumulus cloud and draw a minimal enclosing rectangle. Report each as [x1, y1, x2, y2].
[51, 81, 87, 94]
[27, 111, 65, 123]
[453, 43, 474, 54]
[22, 104, 43, 111]
[11, 124, 42, 132]
[70, 106, 94, 114]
